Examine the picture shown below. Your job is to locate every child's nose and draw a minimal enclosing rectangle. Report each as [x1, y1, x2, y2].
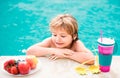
[56, 37, 61, 42]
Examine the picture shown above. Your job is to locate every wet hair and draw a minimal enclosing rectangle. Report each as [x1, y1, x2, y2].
[49, 14, 78, 41]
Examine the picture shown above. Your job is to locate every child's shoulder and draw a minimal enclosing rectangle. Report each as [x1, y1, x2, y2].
[43, 37, 55, 47]
[72, 40, 87, 51]
[41, 37, 53, 44]
[75, 40, 84, 44]
[73, 40, 85, 48]
[36, 37, 52, 47]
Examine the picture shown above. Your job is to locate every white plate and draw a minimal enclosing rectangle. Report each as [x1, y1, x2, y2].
[2, 57, 41, 76]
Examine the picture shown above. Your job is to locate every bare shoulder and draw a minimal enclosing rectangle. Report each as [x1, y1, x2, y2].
[73, 40, 88, 52]
[74, 40, 85, 46]
[35, 37, 52, 47]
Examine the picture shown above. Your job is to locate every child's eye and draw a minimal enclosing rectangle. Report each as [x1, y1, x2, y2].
[61, 36, 66, 38]
[52, 34, 57, 36]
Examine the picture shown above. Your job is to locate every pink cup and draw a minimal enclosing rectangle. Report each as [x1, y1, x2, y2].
[98, 45, 114, 54]
[99, 65, 110, 72]
[97, 38, 115, 54]
[97, 37, 115, 72]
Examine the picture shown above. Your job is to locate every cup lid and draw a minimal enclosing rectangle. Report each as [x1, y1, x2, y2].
[97, 37, 115, 46]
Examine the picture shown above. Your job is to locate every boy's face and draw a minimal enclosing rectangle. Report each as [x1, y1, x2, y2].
[51, 28, 73, 48]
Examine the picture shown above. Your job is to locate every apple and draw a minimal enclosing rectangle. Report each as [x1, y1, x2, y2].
[18, 61, 30, 75]
[26, 55, 38, 69]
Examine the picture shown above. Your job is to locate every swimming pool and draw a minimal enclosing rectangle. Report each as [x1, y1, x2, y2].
[0, 0, 120, 55]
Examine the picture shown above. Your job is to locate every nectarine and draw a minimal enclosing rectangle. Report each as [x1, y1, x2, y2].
[26, 55, 38, 69]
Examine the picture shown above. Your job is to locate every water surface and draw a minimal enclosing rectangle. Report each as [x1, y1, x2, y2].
[0, 0, 120, 55]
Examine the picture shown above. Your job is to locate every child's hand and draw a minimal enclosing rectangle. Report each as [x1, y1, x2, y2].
[49, 49, 74, 60]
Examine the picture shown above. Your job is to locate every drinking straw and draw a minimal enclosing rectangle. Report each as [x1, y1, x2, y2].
[100, 30, 103, 42]
[92, 46, 99, 66]
[81, 58, 94, 65]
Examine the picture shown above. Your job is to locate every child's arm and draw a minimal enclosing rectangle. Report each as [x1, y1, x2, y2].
[65, 40, 95, 64]
[66, 49, 95, 64]
[26, 37, 73, 57]
[26, 38, 94, 64]
[26, 37, 52, 56]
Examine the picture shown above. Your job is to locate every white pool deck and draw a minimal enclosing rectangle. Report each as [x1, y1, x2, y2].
[0, 56, 120, 78]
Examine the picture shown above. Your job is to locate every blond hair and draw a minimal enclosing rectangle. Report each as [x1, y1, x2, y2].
[50, 14, 78, 41]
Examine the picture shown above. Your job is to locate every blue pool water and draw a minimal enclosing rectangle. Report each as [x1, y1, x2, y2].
[0, 0, 120, 55]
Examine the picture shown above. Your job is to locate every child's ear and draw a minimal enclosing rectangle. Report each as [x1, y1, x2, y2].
[73, 37, 75, 40]
[73, 34, 77, 40]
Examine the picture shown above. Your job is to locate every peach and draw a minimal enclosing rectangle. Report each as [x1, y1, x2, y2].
[26, 55, 38, 69]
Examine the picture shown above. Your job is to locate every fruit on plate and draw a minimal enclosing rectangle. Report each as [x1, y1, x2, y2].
[18, 61, 31, 75]
[26, 55, 38, 69]
[3, 56, 39, 75]
[4, 59, 19, 75]
[10, 66, 19, 75]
